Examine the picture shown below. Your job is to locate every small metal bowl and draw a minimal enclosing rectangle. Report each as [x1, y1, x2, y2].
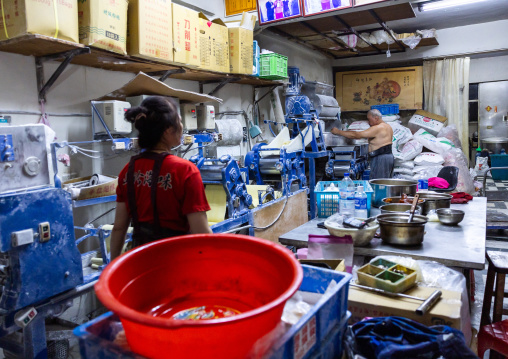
[436, 208, 465, 225]
[380, 203, 422, 215]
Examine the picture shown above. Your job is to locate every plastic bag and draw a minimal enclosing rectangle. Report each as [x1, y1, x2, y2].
[412, 165, 443, 180]
[395, 139, 423, 161]
[401, 35, 422, 49]
[417, 28, 437, 38]
[391, 123, 413, 152]
[474, 156, 489, 176]
[348, 121, 370, 131]
[413, 129, 454, 154]
[393, 167, 413, 175]
[372, 30, 389, 44]
[338, 34, 357, 48]
[356, 33, 370, 48]
[308, 234, 354, 273]
[281, 291, 312, 325]
[382, 114, 400, 122]
[438, 124, 462, 150]
[414, 152, 445, 166]
[394, 159, 415, 169]
[393, 173, 414, 180]
[443, 148, 475, 194]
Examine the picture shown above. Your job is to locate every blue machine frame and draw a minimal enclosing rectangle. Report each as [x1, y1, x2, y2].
[245, 144, 306, 196]
[326, 146, 369, 180]
[0, 186, 110, 357]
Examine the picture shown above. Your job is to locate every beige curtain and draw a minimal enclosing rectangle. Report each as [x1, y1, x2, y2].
[423, 58, 470, 160]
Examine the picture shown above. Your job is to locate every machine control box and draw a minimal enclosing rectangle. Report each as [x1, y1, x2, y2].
[39, 222, 51, 242]
[196, 105, 216, 131]
[93, 101, 132, 134]
[11, 229, 34, 247]
[181, 104, 197, 131]
[14, 307, 37, 328]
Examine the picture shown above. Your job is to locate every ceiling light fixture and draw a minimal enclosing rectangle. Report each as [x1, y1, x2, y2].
[418, 0, 488, 12]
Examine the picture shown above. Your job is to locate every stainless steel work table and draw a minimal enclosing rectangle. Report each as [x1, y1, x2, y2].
[280, 197, 487, 271]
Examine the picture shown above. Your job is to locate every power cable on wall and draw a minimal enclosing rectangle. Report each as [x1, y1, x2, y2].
[0, 110, 91, 117]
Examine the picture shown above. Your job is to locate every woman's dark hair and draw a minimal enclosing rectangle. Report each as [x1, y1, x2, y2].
[125, 96, 179, 149]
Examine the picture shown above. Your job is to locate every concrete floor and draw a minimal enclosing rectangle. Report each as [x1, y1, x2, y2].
[470, 178, 508, 358]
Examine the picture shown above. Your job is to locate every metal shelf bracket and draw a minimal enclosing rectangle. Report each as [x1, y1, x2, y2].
[35, 47, 91, 102]
[158, 68, 186, 82]
[200, 77, 241, 97]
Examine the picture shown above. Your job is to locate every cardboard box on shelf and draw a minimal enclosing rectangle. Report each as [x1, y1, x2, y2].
[172, 3, 200, 67]
[408, 110, 448, 136]
[348, 285, 463, 332]
[78, 0, 128, 55]
[198, 13, 229, 73]
[128, 0, 173, 63]
[228, 13, 255, 74]
[63, 176, 118, 201]
[0, 0, 79, 42]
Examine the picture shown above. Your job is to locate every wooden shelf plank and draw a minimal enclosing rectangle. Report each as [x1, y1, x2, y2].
[0, 34, 84, 57]
[69, 46, 181, 73]
[0, 35, 281, 87]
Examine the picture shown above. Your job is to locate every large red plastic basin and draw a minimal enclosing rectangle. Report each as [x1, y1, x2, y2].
[95, 234, 303, 359]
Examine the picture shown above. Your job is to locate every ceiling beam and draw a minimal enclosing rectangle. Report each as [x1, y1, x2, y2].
[266, 28, 338, 59]
[333, 16, 383, 54]
[299, 22, 358, 53]
[368, 9, 406, 52]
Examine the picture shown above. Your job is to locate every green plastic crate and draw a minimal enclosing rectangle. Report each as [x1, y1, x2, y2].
[259, 53, 288, 80]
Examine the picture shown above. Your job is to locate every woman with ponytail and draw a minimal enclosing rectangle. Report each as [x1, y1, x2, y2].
[110, 96, 212, 260]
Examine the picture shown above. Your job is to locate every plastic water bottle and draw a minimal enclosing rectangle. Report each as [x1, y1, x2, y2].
[354, 185, 368, 219]
[501, 148, 506, 155]
[475, 147, 482, 164]
[417, 174, 428, 191]
[339, 173, 355, 217]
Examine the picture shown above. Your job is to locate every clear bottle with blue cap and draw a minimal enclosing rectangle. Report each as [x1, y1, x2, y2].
[339, 173, 356, 217]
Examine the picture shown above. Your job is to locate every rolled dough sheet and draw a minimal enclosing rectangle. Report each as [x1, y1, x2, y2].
[205, 185, 227, 224]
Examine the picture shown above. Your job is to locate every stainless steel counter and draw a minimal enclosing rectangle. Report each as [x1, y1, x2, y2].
[279, 197, 487, 270]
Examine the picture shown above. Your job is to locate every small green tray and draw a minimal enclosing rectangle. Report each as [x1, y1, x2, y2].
[357, 261, 417, 293]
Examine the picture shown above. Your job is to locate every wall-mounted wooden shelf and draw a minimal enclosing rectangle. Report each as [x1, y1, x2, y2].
[264, 2, 438, 59]
[0, 34, 280, 87]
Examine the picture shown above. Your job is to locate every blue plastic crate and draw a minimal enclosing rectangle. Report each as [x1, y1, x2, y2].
[371, 104, 399, 115]
[315, 180, 373, 218]
[74, 265, 351, 359]
[491, 154, 508, 180]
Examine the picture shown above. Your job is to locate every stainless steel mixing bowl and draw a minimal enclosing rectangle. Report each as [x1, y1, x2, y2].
[417, 193, 452, 215]
[380, 203, 422, 215]
[436, 208, 465, 225]
[369, 179, 418, 208]
[377, 213, 428, 246]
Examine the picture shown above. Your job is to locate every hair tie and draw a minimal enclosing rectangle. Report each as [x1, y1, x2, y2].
[135, 113, 146, 121]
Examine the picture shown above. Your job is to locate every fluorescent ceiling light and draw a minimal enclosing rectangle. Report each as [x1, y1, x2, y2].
[419, 0, 488, 12]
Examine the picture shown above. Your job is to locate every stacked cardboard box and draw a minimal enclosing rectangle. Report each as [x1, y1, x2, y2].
[0, 0, 78, 42]
[128, 0, 173, 63]
[78, 0, 128, 55]
[228, 13, 255, 74]
[172, 4, 200, 67]
[198, 13, 229, 73]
